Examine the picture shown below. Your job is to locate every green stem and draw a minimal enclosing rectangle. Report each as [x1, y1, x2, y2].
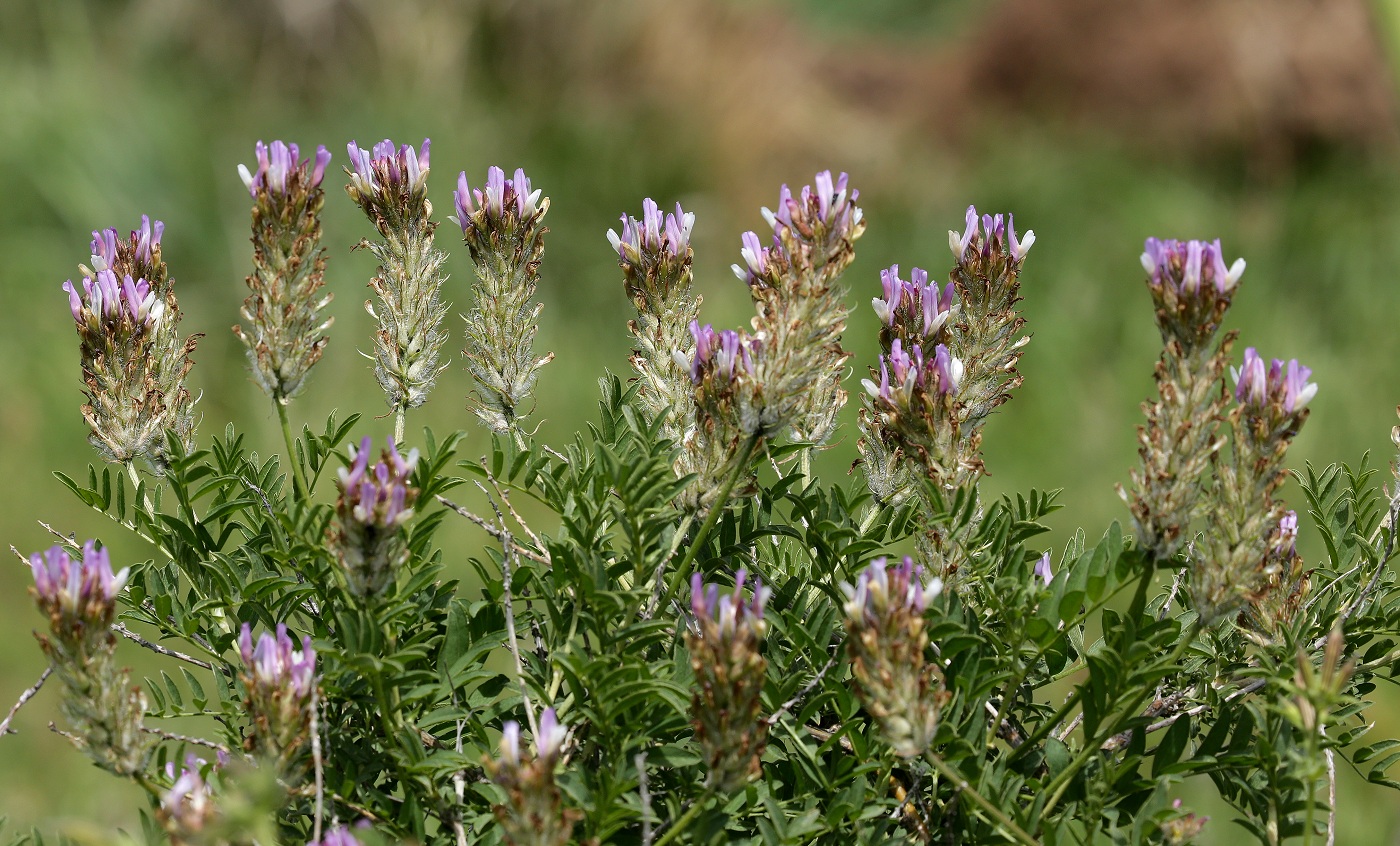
[924, 752, 1038, 845]
[124, 459, 154, 513]
[666, 434, 761, 599]
[653, 788, 713, 846]
[394, 404, 407, 449]
[276, 400, 309, 500]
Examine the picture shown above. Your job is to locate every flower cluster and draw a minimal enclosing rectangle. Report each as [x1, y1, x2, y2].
[347, 138, 449, 422]
[611, 199, 700, 443]
[65, 216, 199, 470]
[687, 570, 771, 792]
[29, 542, 129, 657]
[741, 170, 866, 446]
[860, 339, 971, 493]
[841, 557, 944, 758]
[160, 754, 216, 845]
[310, 827, 365, 846]
[1124, 237, 1245, 562]
[454, 166, 554, 434]
[1195, 350, 1316, 623]
[345, 139, 432, 229]
[234, 140, 335, 404]
[28, 542, 150, 777]
[872, 264, 957, 349]
[943, 206, 1034, 435]
[486, 708, 578, 846]
[1238, 511, 1311, 640]
[332, 436, 420, 598]
[1141, 237, 1245, 350]
[238, 623, 316, 763]
[1233, 348, 1317, 435]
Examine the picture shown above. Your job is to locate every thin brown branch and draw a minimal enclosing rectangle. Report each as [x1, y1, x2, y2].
[311, 685, 325, 844]
[475, 480, 539, 739]
[112, 622, 214, 670]
[142, 726, 228, 753]
[767, 656, 838, 725]
[436, 495, 548, 564]
[0, 667, 52, 738]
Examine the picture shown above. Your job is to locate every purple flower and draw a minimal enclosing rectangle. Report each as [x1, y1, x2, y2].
[239, 140, 332, 197]
[608, 199, 694, 261]
[690, 569, 770, 639]
[761, 170, 862, 248]
[841, 556, 940, 623]
[871, 265, 956, 337]
[162, 754, 213, 831]
[238, 623, 316, 701]
[453, 166, 541, 233]
[346, 138, 430, 195]
[1140, 238, 1245, 295]
[63, 270, 162, 328]
[731, 230, 774, 285]
[29, 541, 129, 621]
[862, 341, 961, 404]
[1034, 552, 1053, 587]
[90, 227, 119, 272]
[497, 707, 569, 770]
[685, 321, 755, 385]
[1232, 347, 1317, 415]
[309, 826, 364, 846]
[1277, 511, 1299, 557]
[337, 436, 420, 528]
[135, 215, 163, 266]
[948, 205, 1034, 261]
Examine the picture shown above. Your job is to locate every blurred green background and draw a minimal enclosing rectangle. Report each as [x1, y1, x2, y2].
[6, 0, 1400, 840]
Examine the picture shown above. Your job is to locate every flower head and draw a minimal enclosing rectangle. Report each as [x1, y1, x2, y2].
[764, 170, 862, 246]
[29, 541, 129, 645]
[872, 265, 957, 340]
[453, 166, 542, 233]
[238, 140, 332, 197]
[63, 270, 163, 331]
[337, 436, 420, 529]
[1141, 238, 1245, 296]
[1232, 348, 1318, 415]
[309, 826, 365, 846]
[161, 754, 215, 836]
[609, 198, 693, 262]
[345, 138, 431, 225]
[239, 623, 316, 701]
[1034, 552, 1054, 587]
[690, 569, 770, 640]
[948, 205, 1034, 262]
[841, 556, 939, 624]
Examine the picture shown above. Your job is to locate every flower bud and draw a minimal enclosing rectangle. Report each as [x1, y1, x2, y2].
[234, 139, 335, 402]
[687, 570, 770, 792]
[160, 754, 217, 845]
[238, 623, 316, 763]
[486, 708, 579, 846]
[454, 166, 554, 434]
[332, 436, 420, 598]
[29, 542, 128, 656]
[841, 557, 945, 758]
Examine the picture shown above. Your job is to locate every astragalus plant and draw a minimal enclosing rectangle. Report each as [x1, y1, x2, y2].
[9, 137, 1400, 846]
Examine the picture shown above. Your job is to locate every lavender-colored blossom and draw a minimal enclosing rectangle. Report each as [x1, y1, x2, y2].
[690, 569, 770, 639]
[1231, 347, 1317, 415]
[840, 556, 941, 624]
[238, 140, 332, 197]
[872, 265, 956, 337]
[1277, 511, 1299, 557]
[453, 166, 541, 231]
[730, 230, 774, 285]
[1140, 238, 1245, 295]
[948, 205, 1035, 261]
[29, 541, 130, 622]
[238, 623, 316, 701]
[685, 321, 754, 385]
[135, 214, 163, 266]
[862, 340, 962, 404]
[309, 826, 364, 846]
[608, 198, 694, 260]
[161, 754, 213, 831]
[63, 271, 163, 329]
[346, 138, 430, 196]
[1034, 552, 1054, 587]
[762, 170, 862, 245]
[337, 436, 420, 528]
